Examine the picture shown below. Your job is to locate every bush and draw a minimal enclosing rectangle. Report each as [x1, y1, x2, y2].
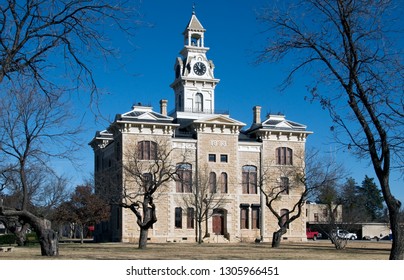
[24, 232, 39, 246]
[0, 234, 17, 245]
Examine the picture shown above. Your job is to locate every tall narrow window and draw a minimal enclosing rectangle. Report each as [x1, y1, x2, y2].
[175, 207, 182, 229]
[138, 141, 157, 160]
[251, 206, 260, 229]
[240, 205, 249, 229]
[176, 163, 192, 193]
[209, 172, 217, 193]
[280, 177, 290, 195]
[187, 208, 194, 229]
[280, 208, 289, 229]
[242, 165, 257, 194]
[195, 93, 203, 112]
[276, 147, 293, 165]
[220, 172, 228, 193]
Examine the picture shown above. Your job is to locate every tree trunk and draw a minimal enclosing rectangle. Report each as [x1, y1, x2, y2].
[378, 172, 403, 259]
[387, 202, 404, 259]
[272, 231, 282, 248]
[80, 225, 84, 244]
[329, 234, 347, 250]
[12, 224, 29, 246]
[15, 230, 26, 246]
[272, 226, 288, 248]
[138, 227, 149, 249]
[198, 220, 203, 244]
[0, 208, 59, 256]
[39, 229, 59, 256]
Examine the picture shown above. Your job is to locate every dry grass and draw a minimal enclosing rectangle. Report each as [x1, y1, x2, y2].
[0, 240, 392, 260]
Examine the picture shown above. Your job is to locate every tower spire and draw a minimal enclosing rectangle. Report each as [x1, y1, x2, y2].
[192, 3, 196, 15]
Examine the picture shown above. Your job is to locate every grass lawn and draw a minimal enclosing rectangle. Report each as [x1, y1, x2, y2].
[0, 240, 392, 260]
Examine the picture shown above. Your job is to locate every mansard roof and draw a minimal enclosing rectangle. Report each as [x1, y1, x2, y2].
[246, 114, 311, 134]
[261, 115, 307, 131]
[88, 129, 113, 149]
[115, 105, 174, 124]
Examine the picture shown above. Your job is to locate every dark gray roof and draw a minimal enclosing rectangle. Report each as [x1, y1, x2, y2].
[115, 105, 174, 124]
[246, 114, 310, 134]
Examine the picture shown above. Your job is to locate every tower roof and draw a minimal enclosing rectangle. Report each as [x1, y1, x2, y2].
[183, 13, 205, 33]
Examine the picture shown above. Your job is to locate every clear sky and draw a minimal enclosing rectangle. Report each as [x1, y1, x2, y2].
[65, 0, 403, 204]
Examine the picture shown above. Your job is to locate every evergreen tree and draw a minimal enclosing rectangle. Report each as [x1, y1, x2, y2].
[358, 176, 384, 222]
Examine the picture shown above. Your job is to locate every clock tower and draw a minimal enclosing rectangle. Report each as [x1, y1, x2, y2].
[170, 11, 220, 120]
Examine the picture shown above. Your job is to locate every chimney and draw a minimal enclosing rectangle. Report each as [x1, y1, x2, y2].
[160, 99, 168, 116]
[253, 106, 261, 124]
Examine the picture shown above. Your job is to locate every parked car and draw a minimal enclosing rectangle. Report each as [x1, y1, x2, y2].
[306, 228, 321, 240]
[337, 230, 357, 240]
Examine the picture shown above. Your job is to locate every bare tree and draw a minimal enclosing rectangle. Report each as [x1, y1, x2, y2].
[313, 178, 349, 249]
[0, 169, 69, 245]
[116, 139, 182, 249]
[260, 149, 345, 248]
[179, 165, 227, 244]
[257, 0, 404, 259]
[259, 159, 306, 248]
[0, 81, 79, 256]
[0, 0, 137, 97]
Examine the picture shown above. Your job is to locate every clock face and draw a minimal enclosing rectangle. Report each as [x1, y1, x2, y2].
[193, 62, 206, 76]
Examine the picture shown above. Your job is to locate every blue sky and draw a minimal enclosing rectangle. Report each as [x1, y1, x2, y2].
[64, 0, 403, 203]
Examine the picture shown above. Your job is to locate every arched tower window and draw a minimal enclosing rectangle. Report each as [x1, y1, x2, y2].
[195, 93, 203, 112]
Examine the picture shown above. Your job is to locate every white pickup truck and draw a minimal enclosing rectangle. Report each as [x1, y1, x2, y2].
[337, 229, 357, 240]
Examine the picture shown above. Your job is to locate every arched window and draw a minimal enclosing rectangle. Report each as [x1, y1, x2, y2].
[195, 93, 203, 112]
[276, 147, 293, 165]
[137, 141, 157, 160]
[220, 172, 228, 193]
[209, 172, 217, 193]
[176, 163, 192, 193]
[242, 165, 257, 194]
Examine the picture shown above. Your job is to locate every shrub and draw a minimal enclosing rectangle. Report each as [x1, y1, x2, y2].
[24, 232, 39, 246]
[0, 234, 17, 245]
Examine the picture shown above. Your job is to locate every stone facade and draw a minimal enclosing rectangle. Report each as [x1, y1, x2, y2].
[306, 203, 343, 224]
[90, 12, 312, 243]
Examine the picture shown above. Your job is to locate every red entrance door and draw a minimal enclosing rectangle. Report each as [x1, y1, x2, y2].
[212, 214, 224, 235]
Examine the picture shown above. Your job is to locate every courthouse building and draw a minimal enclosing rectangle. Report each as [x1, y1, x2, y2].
[90, 11, 312, 243]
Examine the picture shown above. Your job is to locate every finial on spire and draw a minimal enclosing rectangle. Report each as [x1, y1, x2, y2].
[192, 3, 196, 15]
